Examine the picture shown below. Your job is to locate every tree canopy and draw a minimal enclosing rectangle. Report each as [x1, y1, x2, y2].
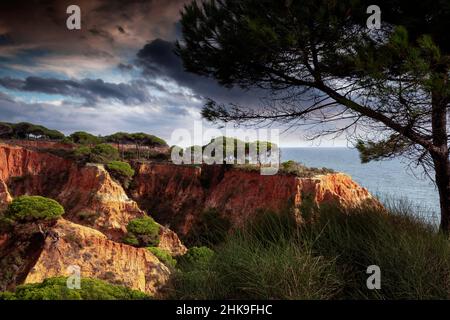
[105, 132, 167, 147]
[0, 122, 64, 140]
[69, 131, 102, 145]
[177, 0, 450, 231]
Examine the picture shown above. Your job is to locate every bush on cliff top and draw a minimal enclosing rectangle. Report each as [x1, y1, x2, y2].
[280, 160, 334, 177]
[69, 131, 102, 145]
[89, 143, 120, 163]
[72, 143, 120, 164]
[171, 203, 450, 300]
[6, 196, 64, 222]
[106, 161, 135, 178]
[0, 277, 149, 300]
[106, 160, 135, 188]
[147, 247, 177, 268]
[124, 216, 160, 247]
[106, 160, 134, 187]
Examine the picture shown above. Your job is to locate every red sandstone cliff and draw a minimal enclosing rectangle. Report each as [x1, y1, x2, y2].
[0, 219, 170, 295]
[0, 143, 186, 254]
[25, 219, 171, 295]
[0, 143, 186, 294]
[130, 163, 380, 235]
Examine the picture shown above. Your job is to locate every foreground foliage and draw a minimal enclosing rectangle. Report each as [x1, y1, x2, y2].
[0, 277, 149, 300]
[171, 204, 450, 299]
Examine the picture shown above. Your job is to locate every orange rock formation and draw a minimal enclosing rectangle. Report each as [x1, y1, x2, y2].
[131, 163, 380, 234]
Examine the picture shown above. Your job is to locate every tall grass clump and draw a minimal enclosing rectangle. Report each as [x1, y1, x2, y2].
[171, 211, 342, 300]
[300, 204, 450, 299]
[171, 201, 450, 300]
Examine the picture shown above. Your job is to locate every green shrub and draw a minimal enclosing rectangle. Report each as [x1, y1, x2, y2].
[60, 137, 75, 145]
[89, 143, 119, 163]
[0, 277, 149, 300]
[124, 216, 160, 247]
[177, 246, 215, 271]
[122, 234, 140, 246]
[106, 161, 135, 178]
[73, 145, 92, 159]
[6, 196, 64, 222]
[69, 131, 102, 145]
[147, 247, 177, 268]
[280, 160, 334, 177]
[106, 161, 135, 188]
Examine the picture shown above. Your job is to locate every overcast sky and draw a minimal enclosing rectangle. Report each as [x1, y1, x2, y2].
[0, 0, 348, 147]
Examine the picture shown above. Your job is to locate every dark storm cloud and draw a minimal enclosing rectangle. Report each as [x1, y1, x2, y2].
[0, 0, 190, 75]
[118, 63, 134, 71]
[136, 38, 264, 106]
[0, 34, 13, 46]
[0, 77, 152, 105]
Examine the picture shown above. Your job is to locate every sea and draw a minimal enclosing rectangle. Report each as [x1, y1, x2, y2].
[281, 147, 440, 223]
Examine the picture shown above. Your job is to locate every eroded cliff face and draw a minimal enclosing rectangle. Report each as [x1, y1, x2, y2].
[57, 163, 144, 240]
[0, 143, 185, 294]
[0, 143, 74, 198]
[0, 219, 170, 295]
[0, 143, 140, 239]
[24, 219, 170, 296]
[0, 180, 12, 211]
[131, 163, 380, 235]
[0, 143, 186, 254]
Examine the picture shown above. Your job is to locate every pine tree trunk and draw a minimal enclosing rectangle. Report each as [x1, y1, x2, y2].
[433, 155, 450, 233]
[431, 73, 449, 233]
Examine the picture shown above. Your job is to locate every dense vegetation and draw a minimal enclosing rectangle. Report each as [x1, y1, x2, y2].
[279, 160, 335, 177]
[181, 136, 277, 164]
[106, 161, 135, 178]
[0, 277, 149, 300]
[171, 203, 450, 299]
[106, 161, 135, 188]
[89, 144, 121, 163]
[5, 196, 64, 222]
[69, 131, 102, 145]
[105, 132, 167, 148]
[232, 160, 334, 177]
[0, 122, 168, 161]
[123, 216, 161, 247]
[147, 247, 177, 269]
[0, 122, 64, 140]
[177, 246, 215, 271]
